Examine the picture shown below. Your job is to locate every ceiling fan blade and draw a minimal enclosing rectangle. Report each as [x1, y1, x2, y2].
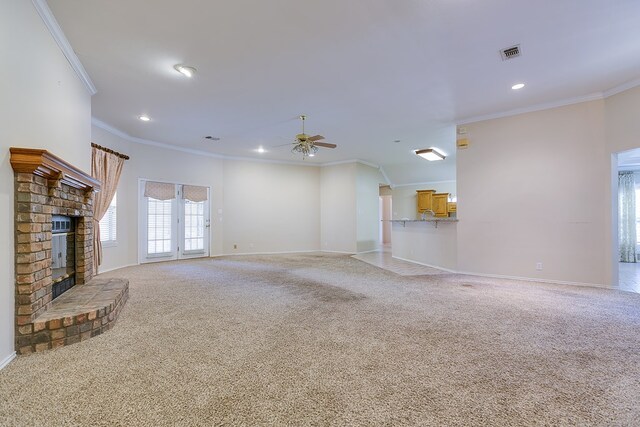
[308, 135, 325, 142]
[314, 142, 337, 149]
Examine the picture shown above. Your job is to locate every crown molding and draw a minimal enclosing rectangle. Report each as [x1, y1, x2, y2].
[378, 166, 391, 187]
[457, 92, 604, 125]
[393, 180, 456, 188]
[92, 117, 341, 168]
[31, 0, 97, 95]
[457, 76, 640, 126]
[320, 159, 379, 168]
[603, 77, 640, 98]
[93, 119, 398, 183]
[93, 117, 234, 160]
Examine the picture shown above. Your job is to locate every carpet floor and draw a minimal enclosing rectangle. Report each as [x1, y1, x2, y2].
[1, 253, 640, 426]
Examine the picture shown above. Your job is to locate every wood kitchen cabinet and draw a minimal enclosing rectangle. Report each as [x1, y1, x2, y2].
[447, 202, 457, 216]
[416, 190, 436, 213]
[432, 193, 449, 217]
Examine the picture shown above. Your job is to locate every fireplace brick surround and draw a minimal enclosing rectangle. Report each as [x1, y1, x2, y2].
[11, 148, 129, 354]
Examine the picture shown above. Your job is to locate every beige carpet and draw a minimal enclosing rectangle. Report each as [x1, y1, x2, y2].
[1, 253, 640, 426]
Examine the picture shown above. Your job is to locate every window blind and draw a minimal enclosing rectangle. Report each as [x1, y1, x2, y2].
[99, 193, 117, 242]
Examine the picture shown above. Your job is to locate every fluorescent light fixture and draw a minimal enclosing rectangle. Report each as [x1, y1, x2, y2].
[415, 148, 446, 161]
[511, 83, 525, 90]
[138, 115, 150, 122]
[174, 64, 196, 78]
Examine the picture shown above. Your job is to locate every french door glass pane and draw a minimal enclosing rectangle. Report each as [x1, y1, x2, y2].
[147, 197, 173, 254]
[184, 199, 205, 251]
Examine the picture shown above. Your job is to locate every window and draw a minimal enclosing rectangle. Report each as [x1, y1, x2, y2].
[147, 197, 173, 254]
[184, 199, 205, 252]
[635, 187, 640, 245]
[99, 193, 117, 243]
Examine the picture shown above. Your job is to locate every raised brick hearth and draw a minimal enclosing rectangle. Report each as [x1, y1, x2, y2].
[11, 148, 129, 354]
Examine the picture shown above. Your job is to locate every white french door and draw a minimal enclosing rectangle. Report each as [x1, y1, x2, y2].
[139, 180, 210, 263]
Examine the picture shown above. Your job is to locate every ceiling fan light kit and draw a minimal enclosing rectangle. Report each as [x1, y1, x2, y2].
[174, 64, 196, 78]
[288, 115, 336, 159]
[415, 148, 446, 161]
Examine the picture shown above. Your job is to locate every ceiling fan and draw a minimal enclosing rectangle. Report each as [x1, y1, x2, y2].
[279, 115, 336, 158]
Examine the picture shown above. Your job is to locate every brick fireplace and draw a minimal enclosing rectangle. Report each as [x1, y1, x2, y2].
[11, 148, 128, 354]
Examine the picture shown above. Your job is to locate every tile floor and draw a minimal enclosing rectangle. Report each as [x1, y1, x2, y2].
[352, 245, 448, 276]
[356, 248, 640, 294]
[618, 262, 640, 293]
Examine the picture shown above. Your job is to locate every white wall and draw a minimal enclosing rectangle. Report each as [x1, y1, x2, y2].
[356, 163, 385, 252]
[320, 163, 357, 252]
[392, 222, 458, 271]
[390, 182, 457, 220]
[91, 126, 224, 271]
[604, 86, 640, 286]
[222, 159, 320, 254]
[0, 2, 92, 363]
[457, 100, 608, 286]
[380, 196, 392, 244]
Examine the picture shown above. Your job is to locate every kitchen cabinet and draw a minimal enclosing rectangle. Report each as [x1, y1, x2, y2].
[416, 190, 435, 213]
[432, 193, 449, 217]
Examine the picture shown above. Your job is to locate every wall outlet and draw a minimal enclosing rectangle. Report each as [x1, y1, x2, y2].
[536, 262, 543, 271]
[233, 244, 237, 249]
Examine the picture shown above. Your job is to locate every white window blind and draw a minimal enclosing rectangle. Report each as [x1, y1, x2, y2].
[100, 193, 117, 243]
[184, 199, 205, 251]
[147, 197, 173, 254]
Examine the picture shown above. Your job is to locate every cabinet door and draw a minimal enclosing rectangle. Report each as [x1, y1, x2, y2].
[432, 193, 449, 217]
[416, 190, 435, 212]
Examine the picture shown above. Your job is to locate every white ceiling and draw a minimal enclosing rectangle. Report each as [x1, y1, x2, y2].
[48, 0, 640, 185]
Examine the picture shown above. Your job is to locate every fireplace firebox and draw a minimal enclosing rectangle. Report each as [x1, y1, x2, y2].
[51, 215, 76, 299]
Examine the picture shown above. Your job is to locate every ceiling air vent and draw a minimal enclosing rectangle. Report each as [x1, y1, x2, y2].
[500, 44, 521, 61]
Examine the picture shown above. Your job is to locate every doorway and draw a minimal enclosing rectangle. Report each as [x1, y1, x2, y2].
[138, 180, 211, 263]
[616, 149, 640, 292]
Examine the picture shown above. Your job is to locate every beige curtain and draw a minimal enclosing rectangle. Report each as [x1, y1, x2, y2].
[91, 147, 125, 274]
[144, 181, 176, 200]
[183, 185, 208, 202]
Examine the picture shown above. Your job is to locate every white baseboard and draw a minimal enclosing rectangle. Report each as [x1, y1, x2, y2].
[391, 256, 457, 273]
[321, 250, 356, 254]
[0, 352, 16, 370]
[390, 255, 608, 289]
[455, 270, 608, 289]
[97, 263, 138, 274]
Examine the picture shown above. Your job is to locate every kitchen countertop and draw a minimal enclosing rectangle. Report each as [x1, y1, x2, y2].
[386, 218, 458, 227]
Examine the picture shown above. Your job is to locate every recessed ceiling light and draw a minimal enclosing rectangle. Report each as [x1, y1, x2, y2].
[174, 64, 196, 78]
[415, 148, 446, 161]
[256, 146, 266, 154]
[511, 83, 525, 90]
[308, 153, 315, 157]
[138, 115, 150, 122]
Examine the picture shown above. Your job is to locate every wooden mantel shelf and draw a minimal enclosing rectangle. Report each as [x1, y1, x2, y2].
[10, 147, 101, 192]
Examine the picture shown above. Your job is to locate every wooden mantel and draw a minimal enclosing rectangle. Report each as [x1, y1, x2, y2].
[10, 147, 101, 192]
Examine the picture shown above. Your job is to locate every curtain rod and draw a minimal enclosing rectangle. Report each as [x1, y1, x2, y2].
[91, 142, 130, 160]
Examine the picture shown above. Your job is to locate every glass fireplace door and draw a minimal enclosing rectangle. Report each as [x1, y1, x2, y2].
[51, 215, 75, 299]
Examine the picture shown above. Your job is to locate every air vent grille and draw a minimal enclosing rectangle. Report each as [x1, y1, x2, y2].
[500, 44, 521, 60]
